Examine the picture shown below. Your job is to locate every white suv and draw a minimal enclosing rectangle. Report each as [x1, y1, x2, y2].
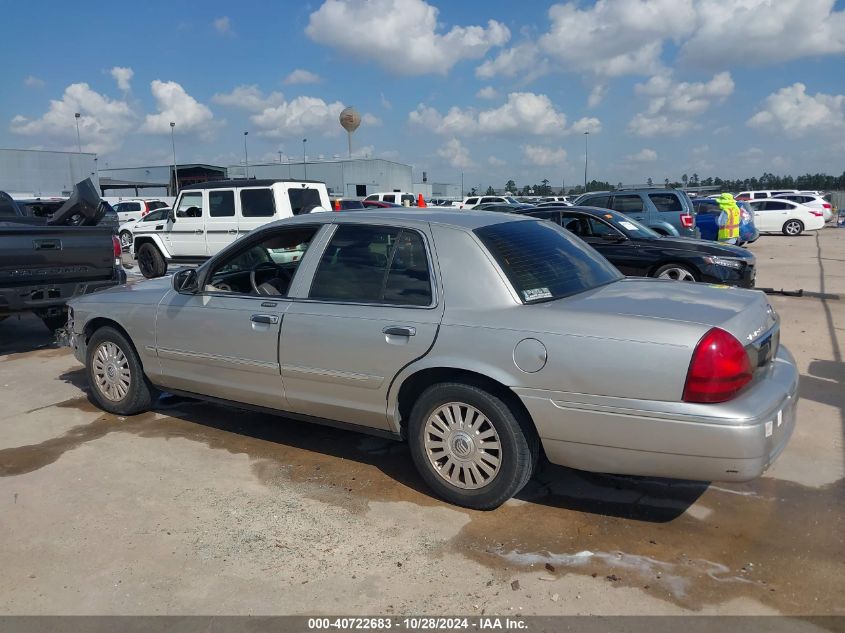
[363, 192, 417, 206]
[132, 179, 331, 278]
[111, 199, 169, 224]
[460, 195, 521, 209]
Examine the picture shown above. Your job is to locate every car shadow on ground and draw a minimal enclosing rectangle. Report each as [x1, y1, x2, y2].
[57, 367, 703, 522]
[0, 314, 61, 357]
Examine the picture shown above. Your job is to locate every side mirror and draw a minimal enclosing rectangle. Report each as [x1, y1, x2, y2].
[173, 268, 199, 294]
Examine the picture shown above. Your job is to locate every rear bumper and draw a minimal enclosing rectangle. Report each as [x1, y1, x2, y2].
[517, 345, 798, 482]
[0, 269, 125, 316]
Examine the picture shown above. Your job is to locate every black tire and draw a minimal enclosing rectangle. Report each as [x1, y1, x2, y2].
[408, 382, 539, 510]
[40, 312, 68, 333]
[137, 242, 167, 278]
[782, 219, 803, 236]
[653, 263, 697, 282]
[86, 326, 156, 415]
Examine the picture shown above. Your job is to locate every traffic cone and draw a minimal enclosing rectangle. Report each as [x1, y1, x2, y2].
[417, 193, 426, 208]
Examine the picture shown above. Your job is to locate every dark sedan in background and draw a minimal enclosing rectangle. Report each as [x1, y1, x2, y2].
[523, 206, 756, 287]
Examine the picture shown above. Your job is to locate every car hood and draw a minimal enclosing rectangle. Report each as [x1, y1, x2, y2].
[530, 278, 776, 346]
[647, 236, 754, 259]
[70, 275, 173, 306]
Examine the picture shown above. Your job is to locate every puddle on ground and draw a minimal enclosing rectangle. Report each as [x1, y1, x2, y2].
[2, 394, 843, 614]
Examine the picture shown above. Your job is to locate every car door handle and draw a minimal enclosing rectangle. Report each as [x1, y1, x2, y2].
[195, 229, 204, 234]
[251, 314, 280, 324]
[383, 326, 416, 337]
[228, 229, 238, 235]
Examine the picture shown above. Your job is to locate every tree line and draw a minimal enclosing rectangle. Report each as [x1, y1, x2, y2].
[472, 171, 845, 197]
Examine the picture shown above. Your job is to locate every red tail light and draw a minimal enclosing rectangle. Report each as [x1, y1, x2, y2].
[810, 211, 823, 217]
[112, 235, 122, 258]
[683, 328, 752, 403]
[823, 203, 831, 209]
[680, 213, 694, 228]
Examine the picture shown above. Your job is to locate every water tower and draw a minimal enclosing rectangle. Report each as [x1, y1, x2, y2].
[339, 106, 361, 159]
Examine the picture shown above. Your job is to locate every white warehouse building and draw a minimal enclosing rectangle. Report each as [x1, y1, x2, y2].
[228, 158, 413, 198]
[0, 149, 99, 197]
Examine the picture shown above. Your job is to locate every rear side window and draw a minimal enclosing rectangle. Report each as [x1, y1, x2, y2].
[648, 193, 683, 212]
[364, 195, 378, 201]
[287, 188, 322, 215]
[126, 202, 142, 212]
[241, 189, 275, 217]
[383, 195, 396, 203]
[584, 195, 610, 208]
[148, 201, 167, 210]
[143, 209, 168, 222]
[753, 192, 767, 199]
[475, 220, 621, 303]
[401, 194, 415, 206]
[611, 195, 644, 214]
[209, 190, 235, 217]
[309, 225, 432, 306]
[465, 197, 478, 205]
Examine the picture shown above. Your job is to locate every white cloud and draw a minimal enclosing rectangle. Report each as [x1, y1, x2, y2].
[475, 42, 548, 81]
[251, 95, 347, 139]
[283, 69, 322, 85]
[410, 92, 598, 137]
[362, 113, 382, 126]
[626, 148, 658, 162]
[141, 80, 218, 139]
[488, 156, 506, 166]
[10, 83, 135, 154]
[213, 85, 286, 112]
[436, 138, 473, 168]
[476, 86, 499, 100]
[587, 84, 607, 108]
[627, 71, 734, 137]
[681, 0, 845, 67]
[110, 66, 134, 92]
[213, 16, 232, 34]
[747, 83, 845, 137]
[306, 0, 509, 75]
[380, 93, 392, 110]
[24, 75, 44, 89]
[522, 145, 567, 167]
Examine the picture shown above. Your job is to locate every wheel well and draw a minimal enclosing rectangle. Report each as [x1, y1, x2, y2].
[649, 260, 699, 279]
[83, 318, 144, 369]
[395, 367, 538, 440]
[133, 236, 161, 254]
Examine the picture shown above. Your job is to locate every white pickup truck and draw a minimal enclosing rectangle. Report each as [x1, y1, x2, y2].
[131, 179, 331, 278]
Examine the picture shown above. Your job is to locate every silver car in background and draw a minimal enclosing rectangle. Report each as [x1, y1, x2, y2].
[66, 210, 798, 509]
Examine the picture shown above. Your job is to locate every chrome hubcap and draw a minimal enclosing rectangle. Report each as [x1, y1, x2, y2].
[120, 232, 131, 247]
[424, 402, 502, 490]
[92, 341, 131, 402]
[658, 267, 695, 281]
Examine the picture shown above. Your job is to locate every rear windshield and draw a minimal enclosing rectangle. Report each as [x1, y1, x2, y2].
[474, 220, 622, 303]
[288, 188, 323, 215]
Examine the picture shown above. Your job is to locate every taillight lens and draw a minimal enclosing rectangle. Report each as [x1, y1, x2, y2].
[823, 203, 832, 209]
[683, 328, 752, 403]
[810, 211, 823, 217]
[112, 235, 122, 258]
[680, 213, 694, 228]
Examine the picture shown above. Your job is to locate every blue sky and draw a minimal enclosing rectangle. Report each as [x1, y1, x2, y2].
[2, 0, 844, 189]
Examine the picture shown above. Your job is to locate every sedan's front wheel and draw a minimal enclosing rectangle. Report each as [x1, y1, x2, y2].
[654, 263, 697, 282]
[408, 382, 538, 510]
[86, 326, 156, 415]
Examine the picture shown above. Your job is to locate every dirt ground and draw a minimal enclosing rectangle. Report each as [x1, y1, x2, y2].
[1, 228, 843, 616]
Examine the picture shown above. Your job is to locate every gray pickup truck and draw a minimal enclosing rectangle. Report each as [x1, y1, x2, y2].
[0, 179, 126, 332]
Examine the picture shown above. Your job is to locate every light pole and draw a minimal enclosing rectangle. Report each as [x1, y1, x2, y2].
[461, 172, 464, 198]
[278, 150, 283, 164]
[302, 138, 307, 179]
[74, 113, 82, 153]
[243, 131, 249, 179]
[170, 122, 178, 196]
[583, 131, 589, 192]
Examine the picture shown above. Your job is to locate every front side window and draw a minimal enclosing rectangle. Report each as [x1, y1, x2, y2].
[584, 195, 610, 208]
[176, 192, 203, 218]
[309, 224, 432, 306]
[764, 201, 790, 210]
[611, 195, 645, 214]
[142, 209, 168, 222]
[241, 188, 275, 217]
[364, 194, 378, 201]
[648, 193, 683, 212]
[475, 220, 622, 304]
[465, 197, 478, 205]
[206, 226, 319, 296]
[209, 190, 235, 217]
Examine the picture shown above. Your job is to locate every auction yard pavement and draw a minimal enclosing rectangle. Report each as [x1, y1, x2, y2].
[0, 229, 843, 616]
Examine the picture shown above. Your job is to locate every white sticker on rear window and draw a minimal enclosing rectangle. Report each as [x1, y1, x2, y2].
[524, 287, 552, 301]
[619, 221, 638, 231]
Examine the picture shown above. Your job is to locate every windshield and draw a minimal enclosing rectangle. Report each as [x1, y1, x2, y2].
[474, 220, 622, 304]
[593, 208, 661, 238]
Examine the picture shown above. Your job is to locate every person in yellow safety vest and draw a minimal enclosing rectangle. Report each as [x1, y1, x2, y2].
[715, 193, 741, 244]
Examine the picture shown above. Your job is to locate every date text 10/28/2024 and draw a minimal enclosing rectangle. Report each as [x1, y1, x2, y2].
[307, 617, 528, 630]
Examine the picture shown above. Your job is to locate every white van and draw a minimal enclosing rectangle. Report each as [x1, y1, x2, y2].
[363, 192, 417, 206]
[131, 179, 331, 278]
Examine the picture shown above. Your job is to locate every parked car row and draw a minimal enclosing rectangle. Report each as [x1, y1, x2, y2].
[67, 207, 797, 510]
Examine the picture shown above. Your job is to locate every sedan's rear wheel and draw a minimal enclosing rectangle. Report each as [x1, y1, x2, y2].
[408, 382, 538, 510]
[86, 326, 155, 415]
[782, 219, 803, 236]
[654, 263, 697, 282]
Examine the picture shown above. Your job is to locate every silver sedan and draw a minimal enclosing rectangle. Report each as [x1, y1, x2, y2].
[66, 210, 797, 509]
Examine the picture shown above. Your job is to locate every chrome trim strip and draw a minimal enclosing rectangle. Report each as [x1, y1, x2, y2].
[280, 363, 384, 388]
[157, 347, 279, 374]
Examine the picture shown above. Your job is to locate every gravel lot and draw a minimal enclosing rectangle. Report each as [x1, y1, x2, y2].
[1, 229, 843, 616]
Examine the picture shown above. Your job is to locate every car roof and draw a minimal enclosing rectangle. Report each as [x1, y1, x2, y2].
[263, 208, 534, 231]
[184, 178, 326, 190]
